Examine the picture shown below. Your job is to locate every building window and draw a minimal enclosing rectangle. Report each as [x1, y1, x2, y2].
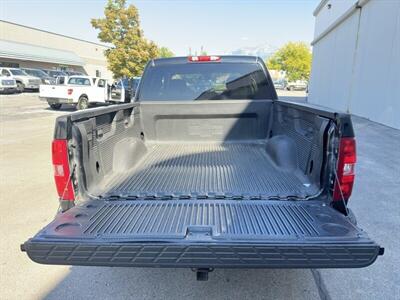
[96, 70, 101, 77]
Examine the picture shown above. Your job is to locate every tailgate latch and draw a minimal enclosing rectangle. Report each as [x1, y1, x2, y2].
[185, 226, 214, 240]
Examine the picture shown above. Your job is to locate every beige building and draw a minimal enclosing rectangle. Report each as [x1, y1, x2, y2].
[0, 20, 112, 79]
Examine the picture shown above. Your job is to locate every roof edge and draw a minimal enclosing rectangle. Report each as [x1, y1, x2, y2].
[0, 53, 84, 66]
[0, 19, 111, 49]
[152, 55, 260, 65]
[313, 0, 329, 16]
[0, 39, 85, 66]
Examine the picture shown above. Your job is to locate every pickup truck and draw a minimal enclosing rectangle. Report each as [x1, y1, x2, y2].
[22, 56, 383, 281]
[22, 68, 56, 85]
[0, 67, 41, 92]
[0, 75, 17, 94]
[286, 80, 308, 91]
[39, 76, 125, 110]
[42, 69, 67, 79]
[111, 77, 141, 101]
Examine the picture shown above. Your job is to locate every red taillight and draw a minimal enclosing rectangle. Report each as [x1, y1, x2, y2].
[67, 88, 73, 95]
[188, 55, 221, 62]
[333, 137, 356, 202]
[52, 139, 75, 200]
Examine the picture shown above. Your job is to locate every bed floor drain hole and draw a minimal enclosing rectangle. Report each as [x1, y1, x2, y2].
[55, 223, 81, 232]
[75, 213, 88, 219]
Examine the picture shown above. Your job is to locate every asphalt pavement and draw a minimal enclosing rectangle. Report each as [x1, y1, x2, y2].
[0, 92, 398, 300]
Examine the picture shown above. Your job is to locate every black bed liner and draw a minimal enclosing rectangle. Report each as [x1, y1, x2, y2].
[22, 199, 381, 268]
[100, 143, 319, 199]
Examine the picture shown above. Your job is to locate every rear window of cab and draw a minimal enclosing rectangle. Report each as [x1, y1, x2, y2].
[137, 62, 276, 101]
[68, 77, 91, 86]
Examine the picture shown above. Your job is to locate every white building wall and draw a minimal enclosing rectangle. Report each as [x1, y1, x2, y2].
[309, 0, 400, 129]
[314, 0, 358, 37]
[308, 10, 360, 112]
[349, 0, 400, 128]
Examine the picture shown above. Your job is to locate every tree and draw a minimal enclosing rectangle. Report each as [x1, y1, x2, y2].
[158, 47, 174, 58]
[199, 46, 207, 56]
[187, 46, 207, 56]
[266, 42, 312, 81]
[91, 0, 159, 78]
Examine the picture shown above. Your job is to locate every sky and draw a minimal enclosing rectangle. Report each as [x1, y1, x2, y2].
[0, 0, 319, 56]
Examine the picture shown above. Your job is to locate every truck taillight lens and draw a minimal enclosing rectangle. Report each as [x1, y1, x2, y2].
[52, 139, 75, 201]
[67, 88, 73, 95]
[333, 137, 356, 202]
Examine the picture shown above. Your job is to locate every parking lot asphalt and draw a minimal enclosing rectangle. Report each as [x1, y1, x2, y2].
[0, 92, 398, 300]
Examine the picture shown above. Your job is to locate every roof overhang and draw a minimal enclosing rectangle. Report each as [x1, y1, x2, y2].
[311, 0, 370, 45]
[0, 39, 85, 66]
[313, 0, 329, 16]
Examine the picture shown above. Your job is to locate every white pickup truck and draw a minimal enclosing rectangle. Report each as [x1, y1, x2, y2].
[39, 76, 125, 110]
[0, 75, 17, 94]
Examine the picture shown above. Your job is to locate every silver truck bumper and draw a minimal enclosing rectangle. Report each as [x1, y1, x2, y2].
[41, 97, 74, 104]
[0, 87, 17, 93]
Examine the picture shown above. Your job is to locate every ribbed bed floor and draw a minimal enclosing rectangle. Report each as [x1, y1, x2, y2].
[102, 143, 318, 199]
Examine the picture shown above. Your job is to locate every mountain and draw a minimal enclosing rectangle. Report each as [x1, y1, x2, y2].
[227, 44, 278, 60]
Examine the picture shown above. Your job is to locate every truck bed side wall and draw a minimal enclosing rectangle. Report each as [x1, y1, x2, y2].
[67, 101, 334, 200]
[70, 104, 143, 196]
[271, 102, 330, 186]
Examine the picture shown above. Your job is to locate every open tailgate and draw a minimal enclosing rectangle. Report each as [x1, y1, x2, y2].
[22, 200, 382, 269]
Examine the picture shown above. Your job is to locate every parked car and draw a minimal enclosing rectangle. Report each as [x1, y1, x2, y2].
[0, 68, 41, 92]
[286, 80, 308, 91]
[48, 71, 84, 85]
[55, 75, 68, 85]
[0, 75, 17, 94]
[130, 76, 141, 97]
[39, 75, 125, 110]
[65, 71, 86, 76]
[112, 76, 141, 102]
[273, 79, 286, 90]
[42, 69, 67, 79]
[22, 56, 383, 281]
[22, 68, 56, 85]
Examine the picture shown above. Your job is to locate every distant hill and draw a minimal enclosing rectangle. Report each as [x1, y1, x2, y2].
[228, 44, 278, 60]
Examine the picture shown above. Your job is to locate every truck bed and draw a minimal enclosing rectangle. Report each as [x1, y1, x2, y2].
[75, 100, 329, 201]
[101, 142, 319, 199]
